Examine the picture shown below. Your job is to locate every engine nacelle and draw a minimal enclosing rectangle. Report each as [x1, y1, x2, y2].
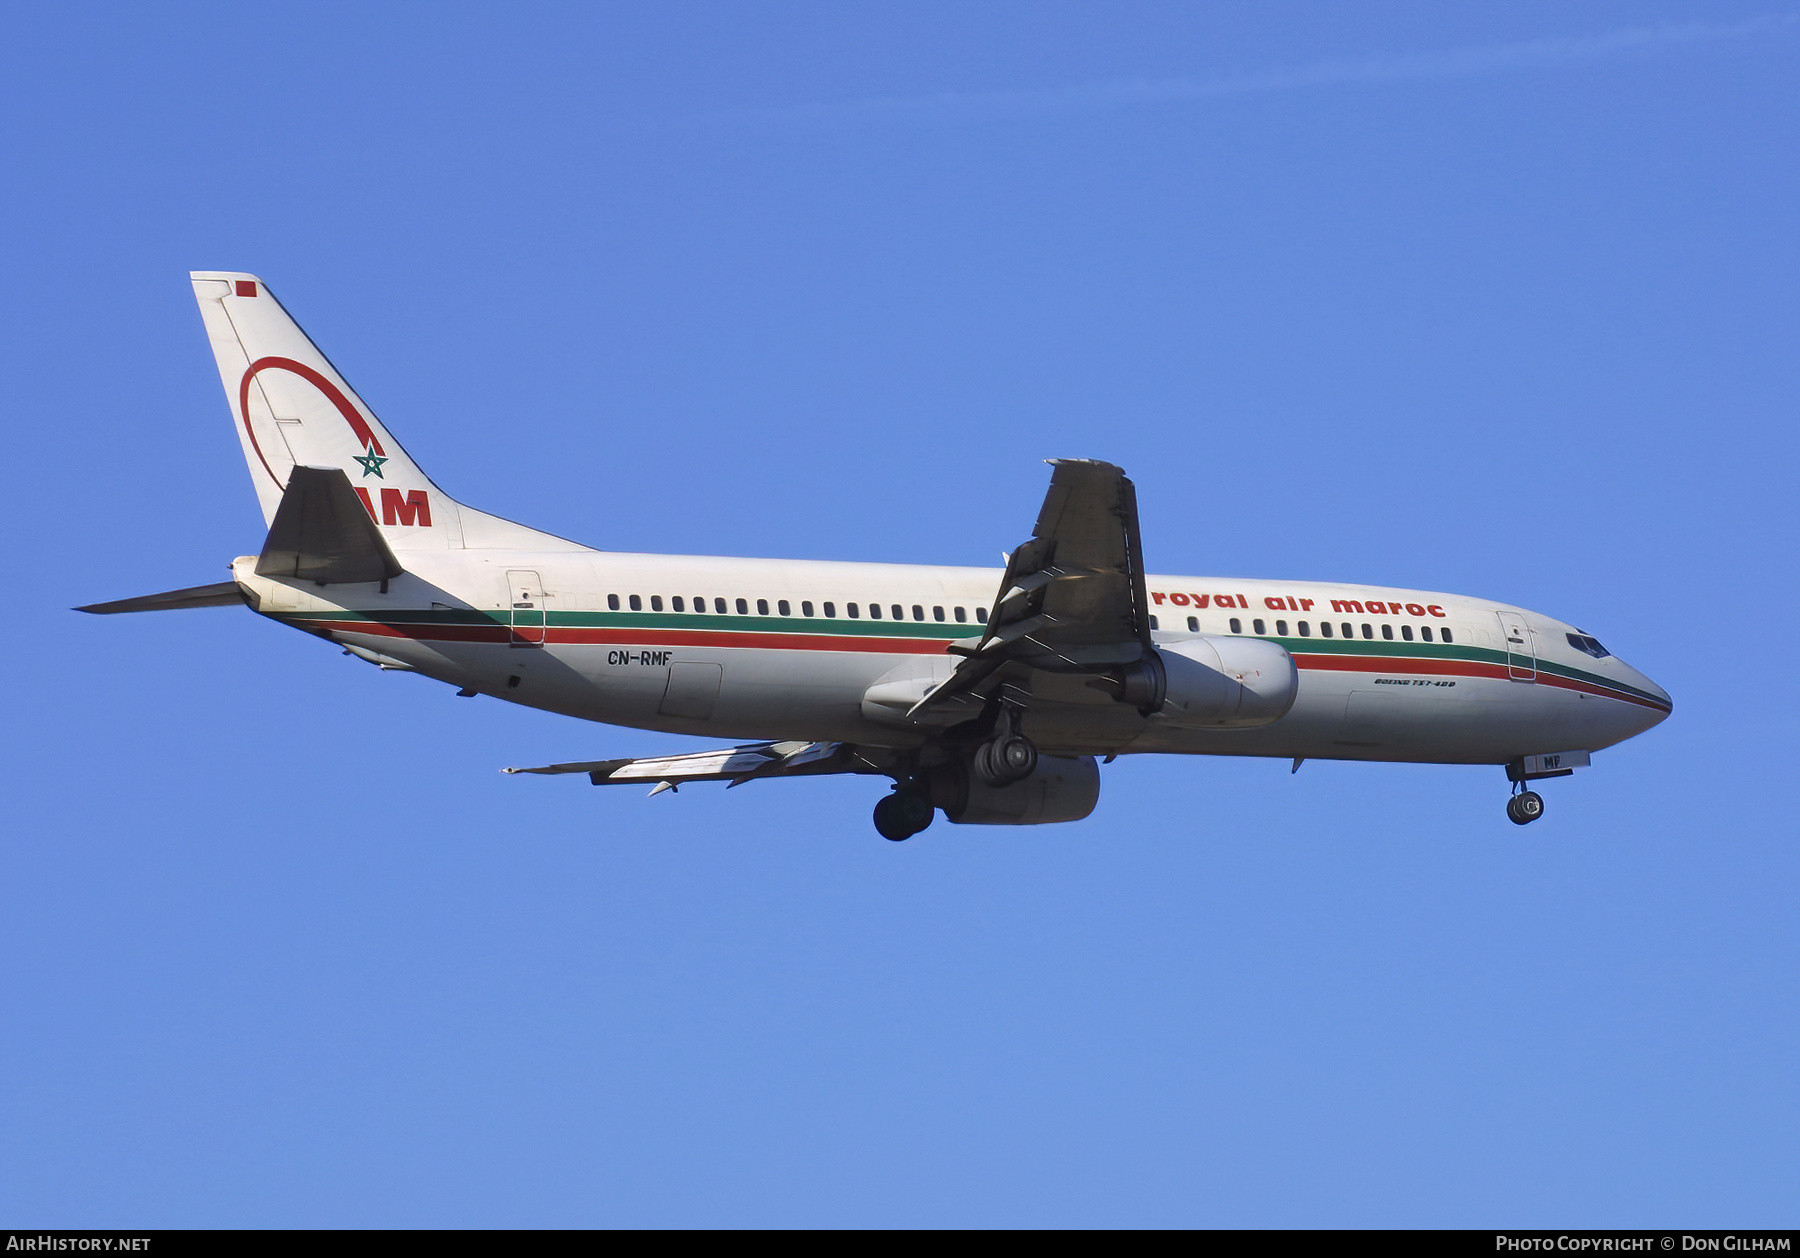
[1113, 636, 1297, 729]
[929, 754, 1101, 826]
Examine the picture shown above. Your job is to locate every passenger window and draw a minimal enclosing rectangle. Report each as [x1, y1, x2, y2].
[1341, 623, 1352, 638]
[714, 598, 727, 614]
[1401, 624, 1414, 641]
[1149, 615, 1159, 630]
[1320, 621, 1333, 637]
[801, 601, 813, 616]
[912, 605, 923, 621]
[1362, 623, 1372, 639]
[823, 602, 835, 617]
[933, 606, 945, 622]
[869, 603, 882, 619]
[756, 599, 769, 615]
[1381, 624, 1393, 640]
[1187, 616, 1199, 632]
[1253, 619, 1266, 634]
[607, 594, 619, 611]
[629, 594, 642, 611]
[672, 596, 685, 612]
[651, 595, 663, 611]
[848, 603, 860, 618]
[1442, 628, 1454, 644]
[1276, 620, 1288, 635]
[976, 608, 988, 623]
[1421, 626, 1433, 642]
[735, 598, 748, 615]
[1298, 621, 1311, 636]
[954, 607, 967, 623]
[892, 604, 904, 620]
[1230, 617, 1242, 633]
[778, 600, 790, 616]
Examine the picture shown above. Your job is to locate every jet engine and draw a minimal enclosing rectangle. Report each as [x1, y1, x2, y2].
[1106, 636, 1297, 729]
[928, 754, 1101, 826]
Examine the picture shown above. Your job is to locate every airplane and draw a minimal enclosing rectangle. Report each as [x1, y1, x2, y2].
[78, 272, 1672, 839]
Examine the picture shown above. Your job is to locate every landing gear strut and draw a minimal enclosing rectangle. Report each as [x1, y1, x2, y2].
[1506, 787, 1545, 825]
[1504, 755, 1568, 826]
[873, 787, 935, 841]
[974, 707, 1037, 788]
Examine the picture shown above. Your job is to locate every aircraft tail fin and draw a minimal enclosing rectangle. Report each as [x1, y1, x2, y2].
[190, 272, 456, 532]
[191, 272, 591, 554]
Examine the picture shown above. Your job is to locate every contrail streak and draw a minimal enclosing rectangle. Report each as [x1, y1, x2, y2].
[703, 14, 1799, 128]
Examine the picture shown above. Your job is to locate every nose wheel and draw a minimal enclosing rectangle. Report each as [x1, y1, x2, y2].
[1505, 789, 1545, 826]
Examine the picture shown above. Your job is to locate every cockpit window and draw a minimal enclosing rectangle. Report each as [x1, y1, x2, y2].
[1566, 632, 1611, 659]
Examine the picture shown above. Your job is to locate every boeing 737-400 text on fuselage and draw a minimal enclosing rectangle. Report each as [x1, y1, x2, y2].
[79, 274, 1671, 838]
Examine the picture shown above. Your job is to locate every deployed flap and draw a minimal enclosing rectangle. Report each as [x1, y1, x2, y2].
[912, 459, 1152, 716]
[75, 581, 248, 614]
[503, 741, 873, 790]
[256, 466, 403, 584]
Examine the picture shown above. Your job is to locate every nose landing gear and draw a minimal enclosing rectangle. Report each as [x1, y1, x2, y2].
[1505, 789, 1545, 825]
[1504, 754, 1575, 826]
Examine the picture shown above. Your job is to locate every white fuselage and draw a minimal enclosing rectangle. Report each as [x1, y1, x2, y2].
[231, 549, 1671, 766]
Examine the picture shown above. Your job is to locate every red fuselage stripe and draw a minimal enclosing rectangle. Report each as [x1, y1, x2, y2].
[325, 621, 952, 655]
[302, 619, 1666, 711]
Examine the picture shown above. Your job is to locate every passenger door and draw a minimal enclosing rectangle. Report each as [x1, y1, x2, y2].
[1496, 611, 1534, 681]
[508, 570, 546, 647]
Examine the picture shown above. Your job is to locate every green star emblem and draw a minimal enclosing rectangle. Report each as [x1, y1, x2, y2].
[353, 444, 388, 479]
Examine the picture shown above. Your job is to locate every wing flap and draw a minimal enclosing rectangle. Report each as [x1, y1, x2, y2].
[503, 741, 872, 789]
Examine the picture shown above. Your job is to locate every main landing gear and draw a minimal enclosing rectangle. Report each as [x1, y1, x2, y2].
[874, 708, 1041, 841]
[874, 787, 934, 842]
[973, 708, 1038, 789]
[1505, 789, 1545, 826]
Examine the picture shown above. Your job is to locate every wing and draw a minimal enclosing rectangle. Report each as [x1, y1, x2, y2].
[911, 459, 1154, 716]
[503, 740, 892, 794]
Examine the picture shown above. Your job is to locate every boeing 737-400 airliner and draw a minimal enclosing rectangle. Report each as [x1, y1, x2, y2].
[79, 274, 1671, 838]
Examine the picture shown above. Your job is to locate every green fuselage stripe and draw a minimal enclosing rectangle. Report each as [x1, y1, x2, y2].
[278, 608, 1657, 705]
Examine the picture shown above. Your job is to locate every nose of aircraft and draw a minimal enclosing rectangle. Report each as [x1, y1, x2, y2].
[1617, 660, 1672, 736]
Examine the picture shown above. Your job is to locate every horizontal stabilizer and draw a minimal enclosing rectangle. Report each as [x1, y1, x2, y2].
[74, 581, 248, 615]
[256, 466, 403, 584]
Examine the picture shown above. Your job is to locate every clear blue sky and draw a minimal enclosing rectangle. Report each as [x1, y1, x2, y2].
[2, 1, 1795, 1228]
